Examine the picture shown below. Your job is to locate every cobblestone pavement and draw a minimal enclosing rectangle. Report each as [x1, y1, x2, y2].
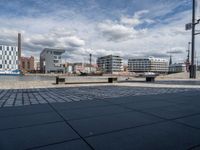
[0, 86, 199, 108]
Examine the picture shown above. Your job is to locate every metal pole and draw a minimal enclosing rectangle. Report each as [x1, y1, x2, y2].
[190, 0, 196, 78]
[89, 53, 92, 73]
[187, 42, 191, 62]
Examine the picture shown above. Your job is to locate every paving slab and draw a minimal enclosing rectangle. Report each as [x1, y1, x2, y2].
[51, 100, 111, 111]
[69, 111, 163, 137]
[142, 104, 200, 119]
[175, 114, 200, 129]
[86, 122, 200, 150]
[0, 111, 62, 130]
[0, 104, 53, 118]
[121, 99, 175, 110]
[59, 105, 131, 121]
[0, 122, 79, 150]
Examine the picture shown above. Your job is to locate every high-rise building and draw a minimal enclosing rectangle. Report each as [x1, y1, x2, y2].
[0, 45, 19, 74]
[97, 55, 123, 73]
[128, 56, 169, 73]
[40, 48, 65, 73]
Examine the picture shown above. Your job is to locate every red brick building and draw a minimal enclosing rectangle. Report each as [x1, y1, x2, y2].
[20, 56, 35, 73]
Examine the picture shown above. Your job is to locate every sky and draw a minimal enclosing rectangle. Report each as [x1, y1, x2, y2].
[0, 0, 200, 64]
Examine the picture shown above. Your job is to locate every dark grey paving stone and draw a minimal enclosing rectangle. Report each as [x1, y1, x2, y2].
[0, 122, 79, 150]
[69, 111, 163, 137]
[121, 100, 174, 110]
[175, 114, 200, 129]
[103, 94, 167, 104]
[86, 122, 200, 150]
[0, 112, 62, 130]
[32, 139, 92, 150]
[165, 95, 200, 105]
[142, 104, 200, 119]
[52, 100, 111, 110]
[0, 104, 53, 118]
[189, 145, 200, 150]
[59, 105, 131, 120]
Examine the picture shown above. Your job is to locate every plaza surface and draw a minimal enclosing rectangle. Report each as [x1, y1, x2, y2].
[0, 86, 200, 150]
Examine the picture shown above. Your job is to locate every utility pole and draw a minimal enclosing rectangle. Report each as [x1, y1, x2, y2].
[187, 42, 191, 63]
[190, 0, 196, 78]
[89, 53, 92, 73]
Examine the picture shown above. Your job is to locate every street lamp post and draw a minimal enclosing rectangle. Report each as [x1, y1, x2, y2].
[190, 0, 196, 78]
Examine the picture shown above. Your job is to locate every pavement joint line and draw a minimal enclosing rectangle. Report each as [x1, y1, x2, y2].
[171, 119, 200, 130]
[1, 90, 12, 107]
[102, 99, 168, 121]
[47, 102, 96, 150]
[84, 119, 168, 139]
[26, 137, 82, 150]
[0, 109, 55, 119]
[118, 104, 200, 124]
[51, 101, 113, 111]
[0, 120, 64, 132]
[38, 91, 96, 150]
[65, 109, 133, 122]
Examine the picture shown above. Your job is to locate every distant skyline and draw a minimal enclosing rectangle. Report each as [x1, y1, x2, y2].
[0, 0, 200, 63]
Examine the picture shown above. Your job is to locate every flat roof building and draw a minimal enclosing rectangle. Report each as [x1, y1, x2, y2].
[0, 45, 19, 74]
[169, 63, 186, 73]
[40, 48, 65, 73]
[128, 56, 169, 73]
[97, 55, 123, 74]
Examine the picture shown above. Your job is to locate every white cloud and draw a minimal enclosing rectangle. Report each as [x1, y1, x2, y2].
[98, 21, 136, 41]
[0, 1, 199, 64]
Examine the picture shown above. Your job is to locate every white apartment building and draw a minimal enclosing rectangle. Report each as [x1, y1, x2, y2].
[97, 55, 123, 73]
[128, 56, 169, 73]
[0, 45, 19, 74]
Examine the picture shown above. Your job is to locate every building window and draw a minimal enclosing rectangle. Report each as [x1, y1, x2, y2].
[0, 46, 2, 50]
[0, 64, 2, 68]
[22, 62, 25, 69]
[27, 62, 30, 69]
[7, 47, 9, 51]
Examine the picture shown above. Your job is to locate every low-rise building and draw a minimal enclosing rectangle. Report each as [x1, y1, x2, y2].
[20, 56, 34, 72]
[169, 63, 186, 73]
[40, 48, 65, 73]
[72, 63, 97, 74]
[128, 56, 169, 73]
[97, 55, 123, 74]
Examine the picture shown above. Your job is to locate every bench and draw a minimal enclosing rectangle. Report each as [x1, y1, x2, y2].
[145, 76, 156, 82]
[56, 76, 118, 84]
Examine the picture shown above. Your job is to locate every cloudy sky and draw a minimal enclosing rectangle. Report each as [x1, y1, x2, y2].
[0, 0, 200, 64]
